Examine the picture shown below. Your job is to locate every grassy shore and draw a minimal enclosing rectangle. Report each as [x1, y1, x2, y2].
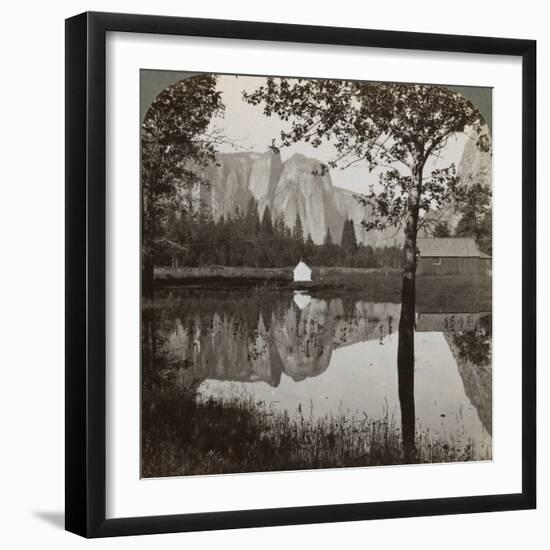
[154, 265, 396, 287]
[142, 384, 481, 478]
[151, 266, 491, 313]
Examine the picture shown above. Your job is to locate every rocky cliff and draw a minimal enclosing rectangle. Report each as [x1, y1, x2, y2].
[191, 150, 397, 247]
[189, 138, 490, 247]
[426, 130, 492, 231]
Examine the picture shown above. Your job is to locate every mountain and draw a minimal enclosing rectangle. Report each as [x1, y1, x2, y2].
[458, 133, 492, 189]
[266, 153, 340, 244]
[197, 151, 283, 220]
[188, 137, 490, 247]
[332, 186, 400, 248]
[189, 150, 398, 247]
[423, 130, 492, 231]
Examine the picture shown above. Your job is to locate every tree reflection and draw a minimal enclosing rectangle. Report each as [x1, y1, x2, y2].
[451, 314, 492, 366]
[143, 289, 491, 464]
[445, 314, 492, 435]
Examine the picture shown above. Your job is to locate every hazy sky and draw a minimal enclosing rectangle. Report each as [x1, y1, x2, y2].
[210, 75, 469, 195]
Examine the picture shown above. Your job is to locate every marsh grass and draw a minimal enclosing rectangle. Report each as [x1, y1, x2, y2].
[142, 384, 478, 478]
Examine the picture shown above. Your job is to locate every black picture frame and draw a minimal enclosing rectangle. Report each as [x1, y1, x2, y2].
[65, 11, 536, 538]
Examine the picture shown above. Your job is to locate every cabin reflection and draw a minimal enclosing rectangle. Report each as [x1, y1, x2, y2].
[144, 289, 492, 457]
[416, 311, 490, 333]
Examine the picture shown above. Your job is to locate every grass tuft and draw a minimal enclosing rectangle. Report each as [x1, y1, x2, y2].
[142, 384, 483, 478]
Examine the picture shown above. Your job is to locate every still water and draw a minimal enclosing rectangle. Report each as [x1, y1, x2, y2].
[145, 286, 492, 461]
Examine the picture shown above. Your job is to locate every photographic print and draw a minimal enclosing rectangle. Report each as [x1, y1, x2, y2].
[140, 71, 492, 478]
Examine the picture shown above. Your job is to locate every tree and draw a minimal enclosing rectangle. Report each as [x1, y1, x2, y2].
[320, 227, 338, 266]
[323, 227, 334, 246]
[432, 221, 452, 238]
[260, 206, 274, 237]
[245, 197, 260, 233]
[454, 182, 492, 254]
[293, 212, 304, 243]
[141, 75, 224, 296]
[450, 316, 492, 367]
[341, 219, 358, 255]
[245, 80, 488, 457]
[304, 232, 315, 262]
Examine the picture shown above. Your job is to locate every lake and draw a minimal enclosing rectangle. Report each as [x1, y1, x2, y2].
[142, 285, 492, 477]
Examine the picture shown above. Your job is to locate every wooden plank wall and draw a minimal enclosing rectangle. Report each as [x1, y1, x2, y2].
[417, 256, 480, 275]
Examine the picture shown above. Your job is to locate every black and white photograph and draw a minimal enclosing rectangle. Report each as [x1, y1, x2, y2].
[0, 1, 541, 545]
[141, 72, 493, 477]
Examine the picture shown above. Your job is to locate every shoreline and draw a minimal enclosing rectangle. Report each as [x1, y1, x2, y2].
[155, 265, 397, 280]
[154, 265, 400, 289]
[150, 266, 492, 312]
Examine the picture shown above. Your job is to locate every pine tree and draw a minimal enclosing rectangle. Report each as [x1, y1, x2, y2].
[260, 206, 274, 236]
[245, 196, 261, 236]
[304, 233, 315, 262]
[293, 212, 304, 243]
[341, 218, 358, 255]
[323, 227, 333, 246]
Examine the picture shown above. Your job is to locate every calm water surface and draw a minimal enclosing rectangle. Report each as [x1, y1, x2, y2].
[145, 286, 492, 460]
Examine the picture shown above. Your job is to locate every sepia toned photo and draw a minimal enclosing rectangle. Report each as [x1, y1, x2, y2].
[140, 71, 492, 478]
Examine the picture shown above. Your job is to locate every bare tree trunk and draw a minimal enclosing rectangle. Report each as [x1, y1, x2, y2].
[397, 171, 421, 462]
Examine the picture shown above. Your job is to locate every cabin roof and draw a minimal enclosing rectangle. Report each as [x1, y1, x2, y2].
[294, 261, 311, 270]
[416, 238, 483, 258]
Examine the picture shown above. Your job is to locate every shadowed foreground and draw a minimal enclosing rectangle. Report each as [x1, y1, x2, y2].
[142, 384, 478, 478]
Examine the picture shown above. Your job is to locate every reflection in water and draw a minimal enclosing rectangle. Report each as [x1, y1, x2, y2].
[142, 287, 492, 475]
[293, 290, 312, 310]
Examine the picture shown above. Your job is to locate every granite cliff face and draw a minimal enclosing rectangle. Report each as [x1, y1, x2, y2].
[268, 154, 341, 244]
[458, 134, 492, 190]
[189, 137, 490, 247]
[190, 150, 398, 247]
[198, 151, 283, 219]
[426, 130, 492, 231]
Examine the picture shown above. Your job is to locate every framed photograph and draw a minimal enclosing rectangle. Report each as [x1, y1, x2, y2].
[65, 11, 536, 538]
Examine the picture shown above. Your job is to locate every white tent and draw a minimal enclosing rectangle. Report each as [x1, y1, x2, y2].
[293, 261, 312, 282]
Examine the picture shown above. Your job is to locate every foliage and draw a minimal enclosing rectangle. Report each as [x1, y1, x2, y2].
[451, 314, 492, 366]
[432, 221, 452, 238]
[158, 205, 402, 269]
[341, 218, 358, 255]
[244, 80, 489, 235]
[454, 182, 492, 254]
[141, 75, 224, 282]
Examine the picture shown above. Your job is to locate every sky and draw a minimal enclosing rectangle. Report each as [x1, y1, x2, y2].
[209, 74, 470, 195]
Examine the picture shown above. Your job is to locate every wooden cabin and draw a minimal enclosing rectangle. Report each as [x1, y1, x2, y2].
[416, 238, 490, 275]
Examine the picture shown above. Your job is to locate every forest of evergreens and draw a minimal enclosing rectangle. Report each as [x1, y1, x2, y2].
[157, 197, 403, 269]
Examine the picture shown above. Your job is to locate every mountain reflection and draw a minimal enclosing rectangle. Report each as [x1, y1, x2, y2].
[142, 288, 492, 469]
[157, 290, 401, 387]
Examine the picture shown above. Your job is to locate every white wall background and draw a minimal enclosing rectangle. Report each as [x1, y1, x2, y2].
[0, 1, 545, 547]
